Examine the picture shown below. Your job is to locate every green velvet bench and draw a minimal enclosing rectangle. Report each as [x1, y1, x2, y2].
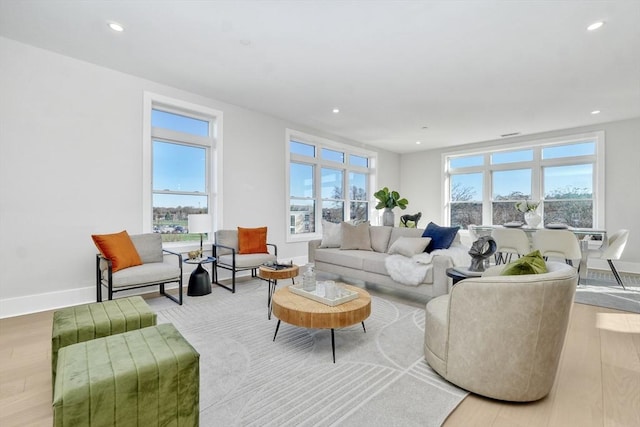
[53, 323, 200, 426]
[51, 296, 157, 385]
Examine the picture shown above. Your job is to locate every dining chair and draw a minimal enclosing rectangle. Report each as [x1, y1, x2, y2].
[588, 229, 630, 289]
[491, 228, 531, 264]
[532, 229, 582, 269]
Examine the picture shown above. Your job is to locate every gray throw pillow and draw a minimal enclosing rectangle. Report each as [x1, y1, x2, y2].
[340, 222, 372, 251]
[319, 220, 342, 248]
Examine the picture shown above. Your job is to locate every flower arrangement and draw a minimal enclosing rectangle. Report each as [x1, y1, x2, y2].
[515, 200, 539, 213]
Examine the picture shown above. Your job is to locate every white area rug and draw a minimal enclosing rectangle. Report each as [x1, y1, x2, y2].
[147, 280, 467, 426]
[576, 270, 640, 313]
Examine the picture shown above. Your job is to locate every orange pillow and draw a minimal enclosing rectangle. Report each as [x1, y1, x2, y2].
[238, 227, 268, 254]
[91, 230, 143, 272]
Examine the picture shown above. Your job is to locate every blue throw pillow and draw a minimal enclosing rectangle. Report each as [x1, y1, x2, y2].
[421, 222, 460, 253]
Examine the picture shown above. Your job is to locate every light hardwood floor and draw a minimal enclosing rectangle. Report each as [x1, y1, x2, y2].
[1, 300, 638, 426]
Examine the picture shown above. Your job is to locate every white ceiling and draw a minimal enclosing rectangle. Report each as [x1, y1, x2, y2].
[1, 0, 639, 153]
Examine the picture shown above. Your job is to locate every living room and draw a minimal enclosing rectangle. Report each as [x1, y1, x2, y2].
[1, 1, 639, 426]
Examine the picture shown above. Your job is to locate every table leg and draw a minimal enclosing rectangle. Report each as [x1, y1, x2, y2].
[268, 279, 278, 319]
[272, 320, 281, 342]
[579, 239, 589, 285]
[361, 322, 366, 333]
[331, 329, 335, 363]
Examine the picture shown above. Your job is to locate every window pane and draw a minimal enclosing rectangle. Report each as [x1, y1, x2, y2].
[152, 109, 208, 136]
[544, 164, 593, 199]
[542, 141, 595, 159]
[451, 202, 482, 229]
[322, 201, 344, 222]
[350, 154, 368, 167]
[491, 149, 533, 164]
[492, 201, 526, 225]
[152, 194, 208, 242]
[493, 169, 531, 200]
[350, 202, 368, 222]
[450, 155, 483, 169]
[153, 141, 206, 192]
[349, 172, 367, 200]
[322, 148, 345, 163]
[451, 173, 482, 202]
[290, 140, 315, 157]
[321, 168, 343, 199]
[290, 163, 314, 198]
[289, 199, 315, 234]
[543, 200, 593, 227]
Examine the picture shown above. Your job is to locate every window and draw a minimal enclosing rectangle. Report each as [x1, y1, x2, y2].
[444, 132, 604, 229]
[287, 129, 376, 241]
[143, 93, 222, 244]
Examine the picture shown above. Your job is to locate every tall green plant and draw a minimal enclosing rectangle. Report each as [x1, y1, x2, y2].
[374, 187, 408, 210]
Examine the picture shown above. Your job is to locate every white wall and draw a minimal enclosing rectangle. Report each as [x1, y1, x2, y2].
[0, 37, 400, 317]
[400, 117, 640, 271]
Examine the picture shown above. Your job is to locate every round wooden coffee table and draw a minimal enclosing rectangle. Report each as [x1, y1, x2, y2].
[271, 284, 371, 363]
[258, 265, 299, 319]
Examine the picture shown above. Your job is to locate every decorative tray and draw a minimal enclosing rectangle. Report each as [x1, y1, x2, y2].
[503, 221, 524, 228]
[288, 283, 358, 307]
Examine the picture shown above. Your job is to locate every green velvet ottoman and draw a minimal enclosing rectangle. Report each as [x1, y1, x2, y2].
[53, 323, 200, 427]
[51, 296, 157, 385]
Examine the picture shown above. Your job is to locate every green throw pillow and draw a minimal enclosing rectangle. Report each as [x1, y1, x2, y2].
[500, 250, 548, 276]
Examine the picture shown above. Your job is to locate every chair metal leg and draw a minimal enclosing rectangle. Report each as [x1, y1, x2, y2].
[608, 259, 626, 290]
[331, 329, 335, 363]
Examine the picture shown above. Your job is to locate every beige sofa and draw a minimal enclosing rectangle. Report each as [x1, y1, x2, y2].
[424, 261, 578, 401]
[308, 225, 469, 299]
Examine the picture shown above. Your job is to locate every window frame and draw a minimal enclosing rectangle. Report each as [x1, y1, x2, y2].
[286, 129, 376, 243]
[143, 92, 223, 248]
[442, 131, 605, 229]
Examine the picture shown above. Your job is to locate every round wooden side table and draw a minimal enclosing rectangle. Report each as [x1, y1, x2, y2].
[258, 264, 299, 319]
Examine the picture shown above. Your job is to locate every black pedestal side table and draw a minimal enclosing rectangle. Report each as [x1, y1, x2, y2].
[184, 257, 215, 296]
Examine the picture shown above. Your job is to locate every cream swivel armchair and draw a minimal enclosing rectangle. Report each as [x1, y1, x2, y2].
[424, 262, 578, 402]
[491, 228, 530, 264]
[588, 229, 630, 289]
[533, 229, 582, 268]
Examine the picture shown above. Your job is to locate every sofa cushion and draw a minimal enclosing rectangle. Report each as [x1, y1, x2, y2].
[319, 220, 342, 248]
[500, 250, 548, 276]
[362, 251, 391, 275]
[217, 252, 276, 269]
[340, 222, 372, 251]
[313, 248, 366, 270]
[238, 226, 268, 254]
[370, 226, 393, 253]
[422, 222, 460, 253]
[388, 237, 432, 257]
[92, 230, 143, 272]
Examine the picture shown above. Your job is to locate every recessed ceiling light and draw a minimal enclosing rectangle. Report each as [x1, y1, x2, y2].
[591, 110, 601, 115]
[416, 141, 421, 145]
[332, 108, 340, 114]
[587, 21, 604, 31]
[108, 22, 124, 32]
[421, 126, 429, 129]
[500, 132, 521, 138]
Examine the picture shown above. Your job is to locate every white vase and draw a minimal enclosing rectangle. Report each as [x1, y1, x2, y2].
[524, 211, 541, 228]
[382, 208, 395, 226]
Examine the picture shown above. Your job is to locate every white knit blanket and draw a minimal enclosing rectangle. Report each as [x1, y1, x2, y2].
[384, 245, 471, 286]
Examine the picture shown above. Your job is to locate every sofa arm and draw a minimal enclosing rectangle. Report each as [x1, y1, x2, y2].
[308, 239, 321, 263]
[431, 254, 455, 296]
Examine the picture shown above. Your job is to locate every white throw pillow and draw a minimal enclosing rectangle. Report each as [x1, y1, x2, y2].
[387, 237, 432, 257]
[340, 222, 372, 251]
[319, 220, 342, 248]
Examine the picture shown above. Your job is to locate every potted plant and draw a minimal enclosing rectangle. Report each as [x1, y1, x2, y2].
[515, 200, 541, 227]
[374, 187, 408, 226]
